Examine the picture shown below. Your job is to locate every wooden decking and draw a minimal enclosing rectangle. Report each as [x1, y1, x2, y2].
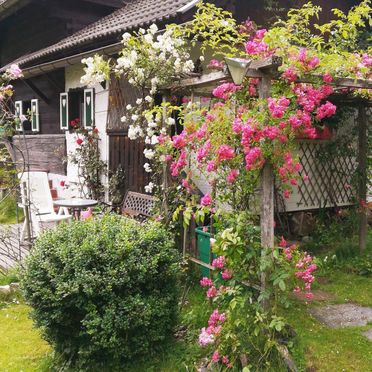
[0, 224, 30, 270]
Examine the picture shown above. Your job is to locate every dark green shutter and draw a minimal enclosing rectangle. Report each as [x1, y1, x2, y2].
[15, 101, 23, 131]
[60, 93, 69, 130]
[84, 88, 94, 129]
[31, 99, 39, 132]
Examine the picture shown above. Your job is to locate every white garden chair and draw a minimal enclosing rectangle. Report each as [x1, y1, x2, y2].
[18, 172, 72, 240]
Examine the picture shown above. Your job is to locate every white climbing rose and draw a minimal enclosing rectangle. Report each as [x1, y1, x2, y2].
[145, 182, 155, 193]
[143, 148, 155, 160]
[143, 163, 152, 173]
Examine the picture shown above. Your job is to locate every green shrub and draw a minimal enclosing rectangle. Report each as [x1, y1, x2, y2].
[21, 215, 180, 370]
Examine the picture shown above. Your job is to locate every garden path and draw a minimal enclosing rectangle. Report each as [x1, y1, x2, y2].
[309, 303, 372, 342]
[0, 224, 29, 270]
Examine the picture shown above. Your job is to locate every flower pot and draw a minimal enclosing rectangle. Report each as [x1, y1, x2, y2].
[195, 227, 215, 278]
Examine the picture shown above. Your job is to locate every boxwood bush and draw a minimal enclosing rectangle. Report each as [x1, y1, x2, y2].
[21, 215, 180, 370]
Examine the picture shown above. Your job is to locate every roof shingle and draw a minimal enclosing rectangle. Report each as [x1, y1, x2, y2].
[5, 0, 195, 69]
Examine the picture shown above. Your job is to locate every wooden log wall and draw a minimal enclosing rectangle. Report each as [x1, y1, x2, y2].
[12, 134, 66, 175]
[0, 0, 118, 66]
[109, 134, 150, 194]
[12, 69, 65, 135]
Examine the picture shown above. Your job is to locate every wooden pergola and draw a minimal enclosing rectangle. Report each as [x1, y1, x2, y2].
[168, 55, 371, 261]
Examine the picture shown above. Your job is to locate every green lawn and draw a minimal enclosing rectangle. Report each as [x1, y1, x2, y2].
[0, 194, 24, 224]
[285, 270, 372, 372]
[0, 304, 52, 371]
[0, 260, 371, 371]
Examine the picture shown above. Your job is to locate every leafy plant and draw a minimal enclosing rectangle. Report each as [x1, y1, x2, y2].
[67, 120, 107, 201]
[20, 215, 180, 370]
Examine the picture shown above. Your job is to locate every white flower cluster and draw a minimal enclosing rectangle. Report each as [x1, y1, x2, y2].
[128, 125, 143, 140]
[80, 55, 110, 87]
[144, 182, 155, 193]
[115, 23, 194, 93]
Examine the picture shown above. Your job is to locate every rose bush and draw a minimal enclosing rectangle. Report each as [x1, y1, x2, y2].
[79, 1, 371, 368]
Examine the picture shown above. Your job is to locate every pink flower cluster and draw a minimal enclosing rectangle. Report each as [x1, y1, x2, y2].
[212, 256, 225, 269]
[226, 169, 239, 184]
[221, 269, 232, 280]
[294, 84, 334, 113]
[217, 144, 235, 161]
[170, 149, 186, 176]
[245, 147, 263, 170]
[200, 277, 213, 287]
[267, 96, 290, 118]
[295, 48, 320, 71]
[279, 237, 297, 261]
[316, 101, 337, 120]
[294, 254, 317, 300]
[198, 327, 215, 346]
[211, 351, 231, 367]
[172, 132, 187, 149]
[198, 309, 226, 347]
[208, 59, 225, 70]
[282, 67, 298, 83]
[245, 29, 273, 57]
[212, 83, 241, 100]
[6, 64, 23, 79]
[201, 193, 213, 206]
[196, 140, 211, 162]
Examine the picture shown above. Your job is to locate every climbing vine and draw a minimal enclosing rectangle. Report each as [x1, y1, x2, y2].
[80, 1, 371, 369]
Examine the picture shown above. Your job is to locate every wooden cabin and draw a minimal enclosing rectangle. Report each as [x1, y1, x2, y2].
[1, 0, 362, 210]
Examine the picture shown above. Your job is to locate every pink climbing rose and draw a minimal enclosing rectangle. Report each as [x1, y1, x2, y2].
[201, 193, 212, 206]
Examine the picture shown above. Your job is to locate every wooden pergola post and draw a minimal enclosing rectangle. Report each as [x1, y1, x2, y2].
[358, 105, 368, 253]
[259, 74, 275, 310]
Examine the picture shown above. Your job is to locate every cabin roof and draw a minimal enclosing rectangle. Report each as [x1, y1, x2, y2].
[1, 0, 197, 71]
[0, 0, 30, 20]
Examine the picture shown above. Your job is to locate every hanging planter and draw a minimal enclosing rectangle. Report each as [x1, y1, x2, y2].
[295, 125, 333, 140]
[315, 125, 333, 140]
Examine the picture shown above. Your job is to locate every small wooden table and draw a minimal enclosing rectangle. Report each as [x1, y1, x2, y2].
[53, 198, 98, 220]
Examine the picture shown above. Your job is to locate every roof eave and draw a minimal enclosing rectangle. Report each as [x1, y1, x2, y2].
[0, 0, 30, 21]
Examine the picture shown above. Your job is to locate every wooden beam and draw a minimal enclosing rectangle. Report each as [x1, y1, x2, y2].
[80, 0, 124, 7]
[250, 55, 282, 70]
[170, 69, 265, 89]
[333, 77, 372, 90]
[45, 73, 64, 93]
[170, 55, 371, 91]
[259, 75, 274, 311]
[21, 79, 50, 105]
[298, 76, 372, 90]
[358, 105, 368, 253]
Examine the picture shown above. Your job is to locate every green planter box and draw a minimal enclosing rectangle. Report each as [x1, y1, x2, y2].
[195, 227, 215, 278]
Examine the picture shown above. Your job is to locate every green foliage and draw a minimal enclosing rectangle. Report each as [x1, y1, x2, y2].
[203, 212, 300, 369]
[302, 208, 359, 254]
[68, 126, 107, 201]
[317, 229, 372, 277]
[20, 215, 180, 370]
[108, 165, 126, 207]
[0, 304, 52, 371]
[174, 2, 247, 58]
[0, 193, 24, 224]
[266, 0, 371, 81]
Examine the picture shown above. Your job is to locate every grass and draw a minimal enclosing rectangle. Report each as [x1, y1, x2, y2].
[0, 237, 371, 371]
[321, 270, 372, 307]
[125, 284, 210, 371]
[0, 194, 24, 224]
[287, 301, 372, 372]
[0, 304, 52, 371]
[284, 266, 372, 371]
[0, 273, 210, 372]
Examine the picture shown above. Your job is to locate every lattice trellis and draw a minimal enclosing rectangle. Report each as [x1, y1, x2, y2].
[121, 191, 155, 220]
[296, 141, 357, 209]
